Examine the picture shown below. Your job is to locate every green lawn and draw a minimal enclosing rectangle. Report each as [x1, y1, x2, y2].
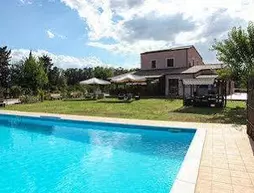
[4, 99, 246, 125]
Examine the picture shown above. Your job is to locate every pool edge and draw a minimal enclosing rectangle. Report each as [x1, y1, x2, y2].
[170, 128, 206, 193]
[0, 110, 205, 193]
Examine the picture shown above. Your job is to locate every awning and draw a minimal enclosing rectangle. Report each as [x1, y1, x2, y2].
[134, 69, 166, 79]
[80, 78, 111, 85]
[111, 74, 146, 83]
[196, 75, 218, 79]
[144, 75, 163, 79]
[182, 77, 216, 85]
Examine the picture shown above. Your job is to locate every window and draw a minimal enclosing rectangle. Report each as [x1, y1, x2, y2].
[166, 58, 174, 67]
[151, 60, 156, 68]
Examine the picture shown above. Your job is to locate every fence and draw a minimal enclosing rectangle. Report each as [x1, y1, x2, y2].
[247, 78, 254, 140]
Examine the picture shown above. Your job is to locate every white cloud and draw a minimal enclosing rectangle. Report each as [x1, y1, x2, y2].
[46, 30, 55, 39]
[11, 49, 119, 69]
[60, 0, 253, 63]
[19, 0, 33, 5]
[46, 30, 66, 39]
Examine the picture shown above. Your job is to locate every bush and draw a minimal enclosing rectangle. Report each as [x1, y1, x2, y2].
[38, 89, 45, 102]
[20, 95, 40, 104]
[44, 92, 51, 100]
[98, 93, 105, 99]
[10, 86, 22, 98]
[68, 91, 83, 98]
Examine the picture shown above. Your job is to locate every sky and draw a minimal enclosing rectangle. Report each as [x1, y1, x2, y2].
[0, 0, 253, 69]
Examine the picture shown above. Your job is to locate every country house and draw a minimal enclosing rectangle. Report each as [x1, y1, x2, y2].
[111, 45, 234, 98]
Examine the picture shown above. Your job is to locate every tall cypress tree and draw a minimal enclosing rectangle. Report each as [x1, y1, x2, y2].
[0, 46, 11, 92]
[23, 51, 48, 94]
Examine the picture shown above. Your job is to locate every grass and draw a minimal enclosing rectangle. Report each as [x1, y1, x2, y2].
[4, 98, 246, 125]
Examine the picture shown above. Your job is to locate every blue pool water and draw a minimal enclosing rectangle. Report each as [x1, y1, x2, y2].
[0, 114, 195, 193]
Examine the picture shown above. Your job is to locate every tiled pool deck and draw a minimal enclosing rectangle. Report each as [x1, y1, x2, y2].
[195, 124, 254, 193]
[0, 110, 251, 193]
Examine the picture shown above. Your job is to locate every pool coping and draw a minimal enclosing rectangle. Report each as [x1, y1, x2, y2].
[170, 128, 206, 193]
[0, 110, 206, 193]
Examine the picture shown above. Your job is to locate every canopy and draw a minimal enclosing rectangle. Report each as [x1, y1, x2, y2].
[182, 75, 217, 85]
[111, 74, 146, 83]
[80, 78, 111, 85]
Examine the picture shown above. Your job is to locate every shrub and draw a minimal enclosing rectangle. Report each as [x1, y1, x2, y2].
[10, 86, 22, 98]
[98, 93, 104, 99]
[38, 89, 45, 102]
[20, 95, 40, 104]
[68, 91, 83, 98]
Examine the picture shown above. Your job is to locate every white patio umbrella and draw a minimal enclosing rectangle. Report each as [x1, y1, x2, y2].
[80, 78, 111, 97]
[80, 78, 111, 85]
[110, 74, 146, 83]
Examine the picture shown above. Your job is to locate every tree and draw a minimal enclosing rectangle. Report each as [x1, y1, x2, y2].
[64, 68, 81, 85]
[48, 66, 67, 91]
[213, 22, 254, 87]
[113, 67, 132, 76]
[10, 60, 24, 87]
[22, 51, 48, 94]
[93, 66, 113, 80]
[39, 54, 53, 74]
[0, 46, 11, 91]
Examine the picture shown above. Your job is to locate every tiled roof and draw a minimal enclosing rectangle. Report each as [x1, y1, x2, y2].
[109, 64, 224, 80]
[134, 64, 224, 77]
[141, 45, 193, 55]
[177, 64, 224, 74]
[134, 69, 172, 78]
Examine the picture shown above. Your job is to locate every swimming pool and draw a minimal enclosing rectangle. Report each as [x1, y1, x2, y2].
[0, 114, 196, 193]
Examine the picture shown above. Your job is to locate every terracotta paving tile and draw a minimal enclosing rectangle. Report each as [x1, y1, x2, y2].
[212, 182, 233, 191]
[213, 146, 225, 149]
[195, 125, 254, 193]
[201, 160, 212, 167]
[241, 156, 254, 161]
[213, 174, 232, 184]
[212, 188, 233, 193]
[231, 177, 253, 187]
[248, 173, 254, 185]
[212, 162, 229, 169]
[200, 166, 212, 174]
[203, 151, 213, 156]
[195, 180, 212, 193]
[227, 156, 242, 162]
[226, 152, 241, 156]
[213, 150, 226, 154]
[226, 146, 238, 150]
[230, 171, 251, 179]
[213, 168, 231, 176]
[227, 159, 244, 165]
[195, 189, 212, 193]
[246, 166, 254, 173]
[233, 185, 254, 193]
[244, 162, 254, 168]
[229, 164, 246, 172]
[212, 160, 228, 166]
[213, 153, 227, 158]
[199, 172, 212, 181]
[202, 152, 213, 156]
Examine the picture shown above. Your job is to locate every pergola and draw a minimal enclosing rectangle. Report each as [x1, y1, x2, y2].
[182, 75, 224, 107]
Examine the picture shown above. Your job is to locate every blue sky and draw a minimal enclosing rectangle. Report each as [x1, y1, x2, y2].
[0, 0, 252, 69]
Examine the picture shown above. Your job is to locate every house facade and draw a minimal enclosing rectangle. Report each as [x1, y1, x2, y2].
[111, 45, 234, 97]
